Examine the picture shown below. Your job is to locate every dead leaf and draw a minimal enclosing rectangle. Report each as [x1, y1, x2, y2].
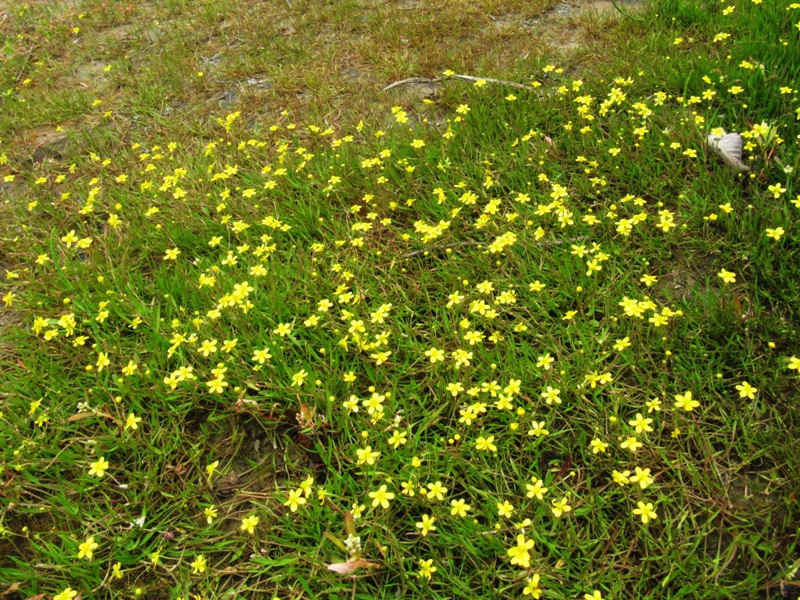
[296, 402, 316, 429]
[67, 411, 118, 425]
[67, 412, 100, 422]
[706, 130, 750, 173]
[344, 510, 356, 536]
[0, 582, 20, 597]
[327, 559, 381, 574]
[376, 540, 387, 558]
[323, 531, 348, 553]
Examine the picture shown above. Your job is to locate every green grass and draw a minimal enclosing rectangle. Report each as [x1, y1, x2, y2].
[1, 0, 800, 599]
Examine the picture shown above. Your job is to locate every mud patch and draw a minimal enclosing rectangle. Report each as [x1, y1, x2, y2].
[727, 470, 781, 514]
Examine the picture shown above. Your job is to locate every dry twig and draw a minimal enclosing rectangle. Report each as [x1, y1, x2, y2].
[383, 73, 532, 92]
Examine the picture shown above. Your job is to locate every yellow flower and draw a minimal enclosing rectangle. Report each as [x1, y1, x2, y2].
[291, 369, 308, 387]
[497, 500, 515, 518]
[767, 183, 786, 198]
[252, 347, 272, 364]
[415, 514, 436, 536]
[426, 481, 447, 500]
[122, 361, 138, 376]
[526, 477, 548, 500]
[529, 280, 546, 292]
[418, 558, 437, 580]
[204, 505, 218, 524]
[450, 498, 471, 517]
[95, 352, 111, 372]
[523, 573, 542, 597]
[206, 460, 219, 481]
[163, 247, 180, 260]
[629, 413, 654, 433]
[535, 353, 555, 370]
[614, 336, 632, 351]
[273, 322, 292, 336]
[633, 501, 658, 524]
[584, 591, 604, 600]
[53, 588, 79, 600]
[620, 436, 643, 452]
[674, 390, 699, 411]
[111, 561, 124, 579]
[507, 534, 535, 568]
[124, 413, 142, 430]
[425, 348, 444, 364]
[284, 487, 307, 512]
[61, 230, 79, 247]
[527, 421, 549, 437]
[789, 356, 800, 371]
[589, 438, 608, 454]
[206, 377, 228, 394]
[735, 381, 758, 399]
[191, 554, 207, 574]
[717, 269, 736, 284]
[88, 456, 109, 478]
[612, 469, 631, 485]
[241, 514, 259, 534]
[765, 227, 785, 240]
[645, 398, 662, 413]
[630, 466, 654, 489]
[388, 429, 407, 448]
[356, 445, 380, 465]
[78, 536, 99, 559]
[551, 497, 572, 518]
[368, 484, 395, 508]
[475, 435, 497, 452]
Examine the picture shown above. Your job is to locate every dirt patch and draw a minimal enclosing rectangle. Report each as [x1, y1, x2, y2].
[273, 15, 297, 36]
[491, 0, 644, 53]
[20, 124, 72, 162]
[577, 0, 642, 17]
[69, 60, 112, 93]
[96, 23, 167, 45]
[386, 80, 441, 103]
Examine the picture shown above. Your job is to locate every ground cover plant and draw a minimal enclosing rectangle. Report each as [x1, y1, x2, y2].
[1, 0, 800, 598]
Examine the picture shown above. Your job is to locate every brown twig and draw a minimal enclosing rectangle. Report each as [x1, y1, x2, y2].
[713, 542, 738, 585]
[383, 73, 533, 92]
[449, 73, 531, 89]
[382, 76, 442, 92]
